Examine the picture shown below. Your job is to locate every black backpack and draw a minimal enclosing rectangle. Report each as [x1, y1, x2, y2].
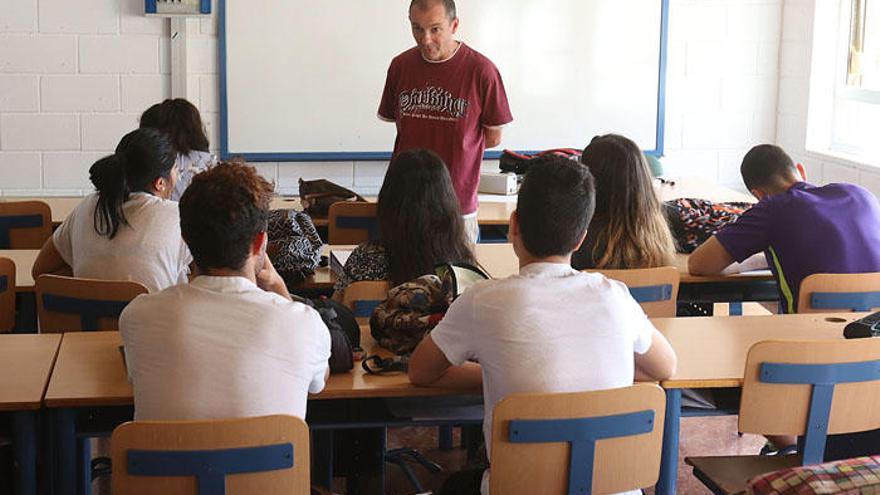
[267, 209, 322, 287]
[295, 296, 361, 373]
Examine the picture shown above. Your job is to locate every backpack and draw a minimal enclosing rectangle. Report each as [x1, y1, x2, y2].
[295, 296, 361, 373]
[266, 209, 322, 287]
[499, 148, 581, 176]
[664, 198, 752, 253]
[369, 263, 489, 356]
[298, 178, 367, 218]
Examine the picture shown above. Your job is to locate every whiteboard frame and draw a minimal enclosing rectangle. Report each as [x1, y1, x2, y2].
[218, 0, 670, 161]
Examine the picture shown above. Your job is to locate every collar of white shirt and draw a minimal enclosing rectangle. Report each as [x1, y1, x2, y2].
[190, 275, 259, 294]
[518, 262, 579, 279]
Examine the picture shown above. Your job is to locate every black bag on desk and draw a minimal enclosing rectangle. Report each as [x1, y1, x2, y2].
[267, 209, 322, 287]
[295, 296, 361, 373]
[499, 148, 581, 176]
[298, 178, 366, 218]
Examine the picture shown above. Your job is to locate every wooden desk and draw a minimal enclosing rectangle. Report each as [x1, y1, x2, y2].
[0, 249, 38, 292]
[44, 332, 132, 408]
[657, 178, 754, 203]
[0, 333, 62, 495]
[651, 312, 862, 495]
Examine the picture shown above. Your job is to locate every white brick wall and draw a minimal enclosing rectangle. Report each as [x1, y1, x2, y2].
[0, 0, 786, 195]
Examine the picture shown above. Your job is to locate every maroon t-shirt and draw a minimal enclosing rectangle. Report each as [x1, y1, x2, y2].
[379, 43, 513, 214]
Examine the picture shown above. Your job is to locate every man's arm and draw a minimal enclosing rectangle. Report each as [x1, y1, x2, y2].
[408, 335, 483, 388]
[688, 236, 735, 276]
[484, 126, 503, 149]
[256, 257, 292, 301]
[634, 327, 677, 381]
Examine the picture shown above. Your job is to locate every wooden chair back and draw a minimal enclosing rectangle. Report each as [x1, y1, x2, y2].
[740, 339, 880, 465]
[111, 415, 310, 495]
[797, 272, 880, 313]
[328, 201, 378, 245]
[342, 280, 390, 321]
[491, 383, 666, 495]
[36, 274, 148, 333]
[0, 200, 52, 249]
[592, 266, 680, 317]
[0, 257, 15, 332]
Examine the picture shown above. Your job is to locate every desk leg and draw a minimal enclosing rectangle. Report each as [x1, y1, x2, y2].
[14, 292, 37, 333]
[342, 427, 385, 495]
[12, 411, 36, 495]
[312, 429, 334, 489]
[52, 408, 76, 495]
[657, 388, 681, 495]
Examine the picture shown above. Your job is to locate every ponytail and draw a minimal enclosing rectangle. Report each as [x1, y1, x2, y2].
[89, 154, 130, 239]
[88, 128, 175, 239]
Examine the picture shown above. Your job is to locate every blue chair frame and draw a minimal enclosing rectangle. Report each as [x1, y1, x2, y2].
[334, 216, 379, 241]
[760, 359, 880, 465]
[508, 409, 656, 495]
[810, 292, 880, 312]
[127, 443, 294, 495]
[40, 294, 133, 331]
[0, 214, 43, 249]
[628, 284, 673, 304]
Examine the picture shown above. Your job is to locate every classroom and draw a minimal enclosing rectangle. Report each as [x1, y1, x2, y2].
[3, 0, 880, 494]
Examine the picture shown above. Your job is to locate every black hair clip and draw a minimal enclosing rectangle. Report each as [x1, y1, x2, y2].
[657, 178, 676, 186]
[362, 355, 410, 374]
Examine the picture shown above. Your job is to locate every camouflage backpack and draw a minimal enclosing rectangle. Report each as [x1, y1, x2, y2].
[369, 263, 489, 356]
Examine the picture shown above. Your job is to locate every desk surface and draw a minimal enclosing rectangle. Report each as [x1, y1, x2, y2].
[44, 326, 477, 408]
[0, 333, 61, 411]
[656, 313, 862, 389]
[0, 249, 37, 292]
[43, 313, 861, 408]
[3, 178, 750, 228]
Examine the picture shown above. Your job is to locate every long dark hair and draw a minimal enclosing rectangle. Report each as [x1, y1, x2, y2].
[139, 98, 209, 155]
[378, 149, 475, 285]
[89, 128, 176, 239]
[581, 134, 675, 268]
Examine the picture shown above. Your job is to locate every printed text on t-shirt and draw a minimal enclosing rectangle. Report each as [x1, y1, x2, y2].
[399, 86, 469, 120]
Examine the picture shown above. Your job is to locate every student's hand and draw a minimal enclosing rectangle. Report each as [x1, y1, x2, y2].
[257, 257, 292, 301]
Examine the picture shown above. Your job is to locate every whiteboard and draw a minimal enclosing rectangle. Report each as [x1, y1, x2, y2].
[219, 0, 669, 161]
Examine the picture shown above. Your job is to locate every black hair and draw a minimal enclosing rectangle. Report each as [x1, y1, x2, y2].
[89, 128, 175, 239]
[139, 98, 210, 155]
[741, 144, 798, 191]
[516, 156, 596, 258]
[179, 161, 274, 271]
[378, 149, 475, 285]
[410, 0, 456, 20]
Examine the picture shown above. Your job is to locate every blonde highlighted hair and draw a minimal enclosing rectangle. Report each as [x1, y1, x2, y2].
[581, 134, 676, 269]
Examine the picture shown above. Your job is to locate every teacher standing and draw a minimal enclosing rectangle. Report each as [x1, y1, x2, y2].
[379, 0, 514, 244]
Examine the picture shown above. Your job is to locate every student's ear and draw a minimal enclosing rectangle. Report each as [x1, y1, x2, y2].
[152, 176, 170, 198]
[251, 231, 268, 256]
[796, 163, 807, 181]
[573, 228, 588, 251]
[507, 210, 519, 241]
[749, 188, 766, 201]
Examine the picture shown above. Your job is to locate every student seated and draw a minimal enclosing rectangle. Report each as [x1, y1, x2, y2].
[689, 144, 880, 313]
[140, 98, 214, 201]
[120, 162, 331, 420]
[32, 128, 191, 293]
[333, 149, 475, 297]
[571, 134, 676, 270]
[408, 156, 678, 495]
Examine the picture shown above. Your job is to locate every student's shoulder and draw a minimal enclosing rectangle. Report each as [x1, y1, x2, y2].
[120, 284, 182, 319]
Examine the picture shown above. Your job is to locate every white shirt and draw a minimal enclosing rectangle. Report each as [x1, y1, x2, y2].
[119, 275, 331, 421]
[430, 263, 655, 495]
[52, 192, 191, 293]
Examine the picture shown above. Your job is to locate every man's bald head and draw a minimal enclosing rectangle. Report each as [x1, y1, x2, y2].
[410, 0, 456, 21]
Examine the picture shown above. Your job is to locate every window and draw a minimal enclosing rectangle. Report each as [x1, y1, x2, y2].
[830, 0, 880, 160]
[846, 0, 880, 90]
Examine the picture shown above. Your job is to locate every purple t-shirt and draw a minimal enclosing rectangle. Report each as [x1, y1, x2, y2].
[715, 182, 880, 313]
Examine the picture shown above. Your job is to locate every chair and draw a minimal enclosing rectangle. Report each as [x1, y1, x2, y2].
[686, 338, 880, 495]
[342, 280, 390, 320]
[490, 383, 666, 495]
[328, 201, 378, 245]
[0, 257, 14, 332]
[593, 266, 680, 317]
[797, 272, 880, 313]
[0, 200, 52, 249]
[35, 274, 148, 333]
[111, 415, 311, 495]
